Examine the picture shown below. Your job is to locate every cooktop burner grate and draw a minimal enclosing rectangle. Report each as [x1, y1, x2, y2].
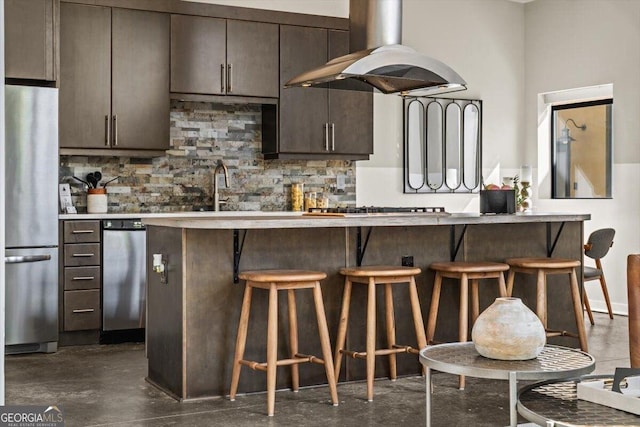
[308, 206, 448, 214]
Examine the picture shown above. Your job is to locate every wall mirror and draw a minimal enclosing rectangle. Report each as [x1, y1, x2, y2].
[551, 99, 612, 199]
[404, 97, 482, 193]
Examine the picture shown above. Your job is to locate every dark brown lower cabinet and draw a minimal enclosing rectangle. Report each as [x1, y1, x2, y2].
[64, 290, 101, 331]
[61, 220, 102, 333]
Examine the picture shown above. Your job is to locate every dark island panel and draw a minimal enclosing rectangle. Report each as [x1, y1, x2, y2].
[145, 214, 587, 400]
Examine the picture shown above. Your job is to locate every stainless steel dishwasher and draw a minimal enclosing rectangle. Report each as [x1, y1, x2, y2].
[102, 219, 146, 331]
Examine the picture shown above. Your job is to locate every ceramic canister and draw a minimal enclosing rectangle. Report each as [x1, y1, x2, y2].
[87, 188, 108, 214]
[471, 297, 546, 360]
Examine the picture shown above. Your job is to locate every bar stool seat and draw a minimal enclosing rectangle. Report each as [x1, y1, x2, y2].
[426, 261, 509, 389]
[229, 269, 338, 416]
[505, 257, 588, 352]
[334, 265, 426, 402]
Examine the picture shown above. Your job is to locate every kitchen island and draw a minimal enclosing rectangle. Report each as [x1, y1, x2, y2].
[143, 211, 589, 400]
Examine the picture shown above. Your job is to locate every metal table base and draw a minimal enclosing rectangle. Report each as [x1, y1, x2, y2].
[518, 375, 640, 426]
[420, 343, 595, 427]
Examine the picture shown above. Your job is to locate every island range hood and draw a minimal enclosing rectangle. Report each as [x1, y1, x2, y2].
[284, 0, 467, 96]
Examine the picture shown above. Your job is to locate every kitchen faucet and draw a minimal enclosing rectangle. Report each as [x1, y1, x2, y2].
[213, 160, 229, 211]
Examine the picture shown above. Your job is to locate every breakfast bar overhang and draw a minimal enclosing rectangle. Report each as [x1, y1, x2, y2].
[143, 212, 590, 401]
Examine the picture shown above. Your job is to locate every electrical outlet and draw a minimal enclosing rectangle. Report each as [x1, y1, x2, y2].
[401, 255, 414, 267]
[337, 174, 346, 191]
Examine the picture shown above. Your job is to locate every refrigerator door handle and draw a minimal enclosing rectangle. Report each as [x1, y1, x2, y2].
[4, 254, 52, 264]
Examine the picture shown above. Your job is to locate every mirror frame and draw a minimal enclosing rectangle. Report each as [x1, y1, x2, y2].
[403, 97, 483, 193]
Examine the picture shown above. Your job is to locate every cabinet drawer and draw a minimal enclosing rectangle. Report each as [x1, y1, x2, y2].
[64, 221, 101, 243]
[64, 290, 101, 331]
[64, 266, 101, 290]
[64, 243, 101, 266]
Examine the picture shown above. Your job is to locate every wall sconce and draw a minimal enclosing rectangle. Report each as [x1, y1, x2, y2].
[152, 253, 167, 284]
[558, 118, 587, 144]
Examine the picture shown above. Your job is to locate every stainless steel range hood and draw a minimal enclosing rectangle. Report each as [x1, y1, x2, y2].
[284, 0, 467, 96]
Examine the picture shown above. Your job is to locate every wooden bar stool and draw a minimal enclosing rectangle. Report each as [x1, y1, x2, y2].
[426, 261, 509, 389]
[229, 270, 338, 416]
[334, 265, 426, 402]
[505, 257, 588, 352]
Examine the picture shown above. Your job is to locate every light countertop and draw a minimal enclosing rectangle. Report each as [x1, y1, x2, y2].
[140, 211, 590, 229]
[58, 211, 300, 220]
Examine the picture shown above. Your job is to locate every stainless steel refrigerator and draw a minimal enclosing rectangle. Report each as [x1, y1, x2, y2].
[4, 85, 59, 354]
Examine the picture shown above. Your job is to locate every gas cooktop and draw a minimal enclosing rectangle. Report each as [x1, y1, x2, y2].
[307, 206, 448, 214]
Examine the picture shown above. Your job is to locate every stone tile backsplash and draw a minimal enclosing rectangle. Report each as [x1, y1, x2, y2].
[60, 101, 356, 213]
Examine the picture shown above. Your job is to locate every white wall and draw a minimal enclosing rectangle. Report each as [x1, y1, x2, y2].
[525, 0, 640, 314]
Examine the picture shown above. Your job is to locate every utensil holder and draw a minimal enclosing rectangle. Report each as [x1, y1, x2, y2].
[87, 188, 107, 214]
[480, 189, 516, 214]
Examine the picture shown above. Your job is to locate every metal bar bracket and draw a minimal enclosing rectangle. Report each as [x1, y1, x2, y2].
[547, 222, 566, 257]
[450, 224, 468, 261]
[356, 227, 373, 266]
[233, 229, 247, 283]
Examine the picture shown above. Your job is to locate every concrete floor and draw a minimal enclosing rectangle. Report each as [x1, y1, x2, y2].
[5, 312, 631, 426]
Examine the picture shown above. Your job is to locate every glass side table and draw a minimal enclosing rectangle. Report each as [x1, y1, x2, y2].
[518, 375, 640, 426]
[419, 342, 595, 427]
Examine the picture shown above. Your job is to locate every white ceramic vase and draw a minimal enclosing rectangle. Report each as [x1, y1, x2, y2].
[471, 297, 546, 360]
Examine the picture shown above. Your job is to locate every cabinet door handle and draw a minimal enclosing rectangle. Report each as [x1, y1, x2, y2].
[72, 253, 95, 258]
[72, 276, 95, 281]
[72, 230, 94, 234]
[331, 123, 335, 151]
[324, 123, 329, 151]
[220, 64, 225, 93]
[72, 308, 95, 314]
[112, 115, 118, 146]
[227, 64, 232, 93]
[105, 115, 110, 146]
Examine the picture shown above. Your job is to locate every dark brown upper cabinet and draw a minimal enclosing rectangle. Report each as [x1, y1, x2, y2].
[59, 3, 170, 152]
[265, 25, 372, 160]
[171, 15, 278, 98]
[5, 0, 57, 82]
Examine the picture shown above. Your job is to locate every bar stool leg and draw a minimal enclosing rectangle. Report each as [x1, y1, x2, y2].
[334, 277, 353, 380]
[366, 276, 376, 401]
[536, 270, 547, 328]
[458, 273, 469, 390]
[506, 270, 516, 296]
[426, 272, 443, 345]
[229, 284, 253, 401]
[266, 284, 278, 416]
[312, 282, 339, 406]
[596, 260, 614, 319]
[287, 289, 299, 392]
[569, 268, 589, 352]
[583, 287, 595, 326]
[498, 272, 508, 297]
[470, 278, 479, 325]
[408, 276, 427, 349]
[384, 283, 397, 381]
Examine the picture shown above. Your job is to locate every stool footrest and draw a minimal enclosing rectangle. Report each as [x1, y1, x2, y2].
[341, 345, 417, 360]
[545, 329, 579, 339]
[393, 344, 420, 355]
[239, 359, 268, 372]
[238, 354, 325, 371]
